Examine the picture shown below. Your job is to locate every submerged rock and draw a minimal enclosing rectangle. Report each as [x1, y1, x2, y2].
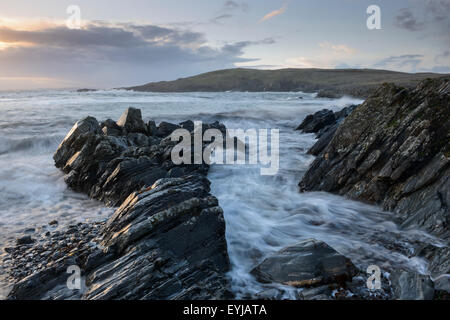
[390, 271, 434, 300]
[251, 239, 357, 288]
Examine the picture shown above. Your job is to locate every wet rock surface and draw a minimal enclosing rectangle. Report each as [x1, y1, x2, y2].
[251, 239, 397, 300]
[4, 79, 448, 300]
[390, 270, 435, 300]
[296, 105, 358, 156]
[299, 79, 449, 240]
[295, 109, 336, 133]
[251, 239, 357, 288]
[298, 78, 449, 298]
[6, 108, 231, 300]
[6, 222, 102, 300]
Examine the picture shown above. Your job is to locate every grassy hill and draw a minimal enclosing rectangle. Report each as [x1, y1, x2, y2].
[124, 68, 449, 98]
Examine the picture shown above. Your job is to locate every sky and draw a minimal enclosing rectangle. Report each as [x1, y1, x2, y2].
[0, 0, 449, 90]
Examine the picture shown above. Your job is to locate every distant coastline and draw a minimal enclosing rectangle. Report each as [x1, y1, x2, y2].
[121, 68, 449, 98]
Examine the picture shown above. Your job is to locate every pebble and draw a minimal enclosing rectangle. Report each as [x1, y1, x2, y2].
[4, 221, 104, 286]
[16, 235, 35, 245]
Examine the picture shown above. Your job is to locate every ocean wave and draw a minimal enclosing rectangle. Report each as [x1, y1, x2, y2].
[0, 135, 63, 155]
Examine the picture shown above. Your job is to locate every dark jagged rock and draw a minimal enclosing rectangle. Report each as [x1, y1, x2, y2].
[179, 120, 195, 132]
[84, 175, 230, 299]
[308, 123, 340, 156]
[299, 79, 450, 294]
[52, 108, 206, 207]
[16, 236, 34, 245]
[101, 119, 122, 136]
[77, 88, 97, 93]
[147, 120, 157, 136]
[8, 107, 231, 300]
[251, 239, 357, 288]
[296, 105, 358, 156]
[299, 79, 450, 240]
[116, 107, 148, 134]
[295, 109, 335, 133]
[156, 121, 180, 137]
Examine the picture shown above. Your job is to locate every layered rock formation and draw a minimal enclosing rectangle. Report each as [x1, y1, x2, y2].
[7, 108, 231, 300]
[298, 79, 449, 287]
[299, 79, 449, 238]
[295, 105, 357, 156]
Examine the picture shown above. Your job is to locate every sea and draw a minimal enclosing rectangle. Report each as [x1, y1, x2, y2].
[0, 89, 443, 298]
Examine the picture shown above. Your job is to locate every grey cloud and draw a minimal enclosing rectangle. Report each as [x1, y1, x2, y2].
[223, 1, 248, 12]
[425, 0, 450, 21]
[0, 22, 273, 87]
[129, 25, 205, 45]
[0, 24, 207, 48]
[210, 14, 233, 24]
[435, 50, 450, 64]
[208, 1, 248, 24]
[0, 25, 144, 47]
[395, 9, 424, 31]
[221, 38, 275, 56]
[395, 1, 450, 32]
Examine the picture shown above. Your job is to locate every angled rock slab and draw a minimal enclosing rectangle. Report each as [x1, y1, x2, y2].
[84, 175, 231, 300]
[251, 239, 356, 288]
[116, 107, 148, 134]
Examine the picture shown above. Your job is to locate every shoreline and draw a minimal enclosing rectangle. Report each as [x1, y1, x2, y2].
[1, 80, 448, 300]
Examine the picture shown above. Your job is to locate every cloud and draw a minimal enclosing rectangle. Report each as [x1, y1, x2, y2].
[395, 8, 424, 31]
[208, 1, 248, 25]
[425, 0, 450, 22]
[0, 22, 275, 89]
[259, 3, 288, 23]
[395, 1, 450, 32]
[318, 42, 356, 55]
[210, 14, 233, 24]
[223, 1, 248, 12]
[434, 50, 450, 66]
[373, 54, 424, 71]
[221, 37, 275, 56]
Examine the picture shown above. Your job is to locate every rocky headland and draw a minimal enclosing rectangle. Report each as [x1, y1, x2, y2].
[298, 78, 449, 296]
[3, 78, 449, 300]
[125, 68, 448, 99]
[6, 108, 231, 299]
